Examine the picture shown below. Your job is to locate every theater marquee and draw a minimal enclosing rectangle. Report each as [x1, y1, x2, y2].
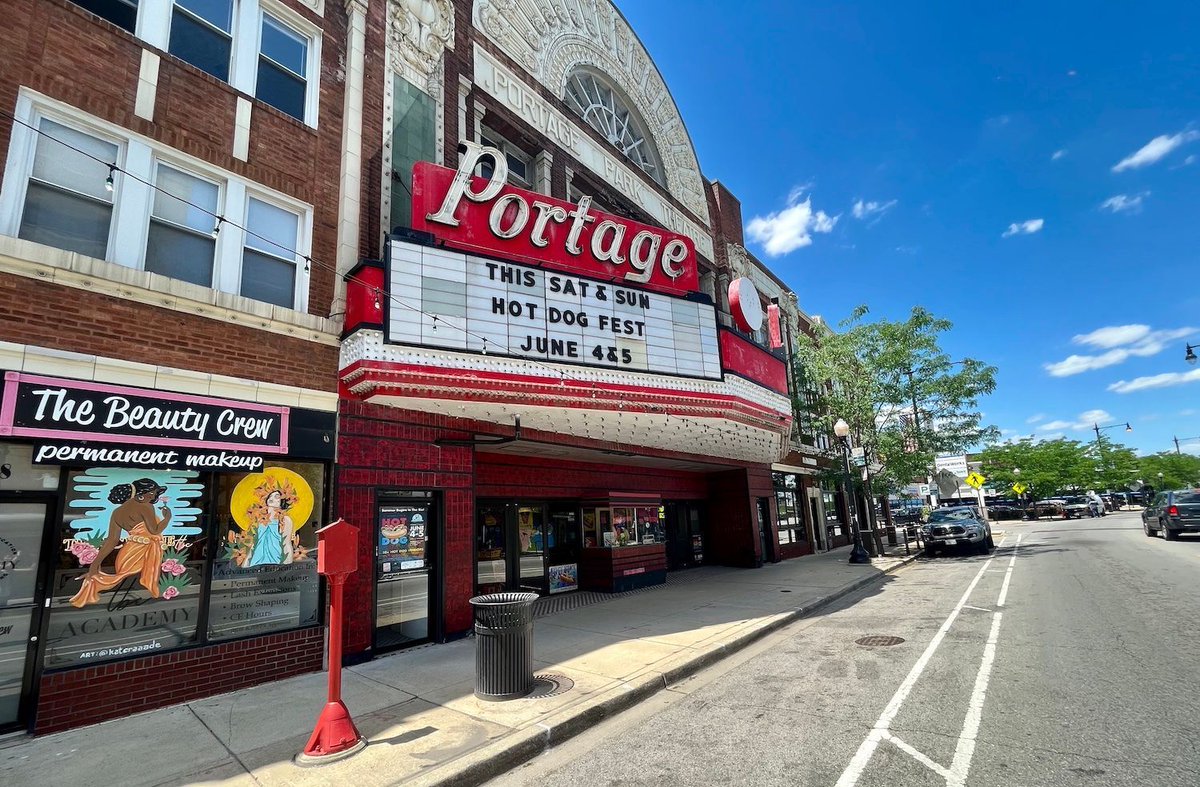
[386, 240, 721, 379]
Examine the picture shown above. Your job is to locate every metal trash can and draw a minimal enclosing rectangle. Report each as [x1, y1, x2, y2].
[469, 592, 538, 701]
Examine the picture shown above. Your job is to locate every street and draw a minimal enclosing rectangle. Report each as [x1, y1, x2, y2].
[489, 510, 1200, 787]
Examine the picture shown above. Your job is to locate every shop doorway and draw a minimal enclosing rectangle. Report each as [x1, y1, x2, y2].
[808, 490, 827, 552]
[756, 497, 774, 564]
[475, 501, 581, 596]
[663, 502, 705, 570]
[373, 492, 439, 652]
[0, 496, 54, 733]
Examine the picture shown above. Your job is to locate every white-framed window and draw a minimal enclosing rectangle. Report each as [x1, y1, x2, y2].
[76, 1, 322, 127]
[0, 92, 313, 313]
[17, 119, 122, 261]
[169, 0, 235, 82]
[256, 12, 310, 122]
[145, 162, 222, 287]
[478, 128, 531, 187]
[67, 0, 139, 33]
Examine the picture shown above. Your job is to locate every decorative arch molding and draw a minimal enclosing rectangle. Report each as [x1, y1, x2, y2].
[473, 0, 711, 227]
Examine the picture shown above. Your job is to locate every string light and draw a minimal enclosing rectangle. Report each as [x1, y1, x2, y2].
[1, 109, 784, 453]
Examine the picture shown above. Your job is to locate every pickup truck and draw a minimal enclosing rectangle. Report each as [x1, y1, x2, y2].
[1059, 496, 1093, 519]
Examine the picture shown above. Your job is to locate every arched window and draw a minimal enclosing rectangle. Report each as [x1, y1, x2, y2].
[564, 69, 664, 185]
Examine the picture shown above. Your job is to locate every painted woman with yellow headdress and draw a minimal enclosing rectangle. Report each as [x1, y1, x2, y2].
[245, 477, 298, 566]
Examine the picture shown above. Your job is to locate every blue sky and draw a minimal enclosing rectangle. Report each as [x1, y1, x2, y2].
[622, 0, 1200, 456]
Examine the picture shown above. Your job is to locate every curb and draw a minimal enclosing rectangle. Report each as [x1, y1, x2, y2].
[412, 552, 920, 787]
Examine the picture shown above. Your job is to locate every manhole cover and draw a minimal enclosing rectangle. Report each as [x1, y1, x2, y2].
[855, 635, 906, 647]
[524, 674, 575, 699]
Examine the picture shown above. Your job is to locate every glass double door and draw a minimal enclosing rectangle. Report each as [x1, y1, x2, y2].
[476, 501, 580, 595]
[663, 502, 705, 570]
[374, 493, 438, 651]
[0, 497, 54, 733]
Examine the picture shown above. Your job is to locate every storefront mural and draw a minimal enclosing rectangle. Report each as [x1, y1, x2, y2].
[65, 469, 204, 608]
[225, 467, 315, 568]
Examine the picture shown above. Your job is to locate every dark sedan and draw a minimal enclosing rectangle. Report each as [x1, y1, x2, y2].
[1143, 490, 1200, 541]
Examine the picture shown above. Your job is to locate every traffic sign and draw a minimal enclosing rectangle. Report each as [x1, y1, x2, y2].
[965, 472, 986, 489]
[1012, 482, 1028, 495]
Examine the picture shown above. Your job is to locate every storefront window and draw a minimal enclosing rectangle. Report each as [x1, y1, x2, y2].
[207, 463, 323, 641]
[584, 506, 665, 547]
[41, 462, 327, 669]
[44, 469, 210, 668]
[773, 473, 808, 546]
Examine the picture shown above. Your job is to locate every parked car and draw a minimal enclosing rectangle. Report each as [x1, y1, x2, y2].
[988, 500, 1026, 521]
[1060, 495, 1093, 519]
[1031, 499, 1067, 519]
[1142, 490, 1200, 541]
[921, 507, 994, 555]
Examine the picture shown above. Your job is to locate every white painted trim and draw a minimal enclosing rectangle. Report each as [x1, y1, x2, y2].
[0, 340, 338, 411]
[258, 0, 324, 128]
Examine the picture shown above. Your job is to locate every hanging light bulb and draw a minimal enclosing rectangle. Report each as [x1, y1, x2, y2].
[211, 216, 224, 238]
[481, 339, 488, 355]
[104, 163, 116, 193]
[373, 289, 382, 310]
[431, 315, 438, 331]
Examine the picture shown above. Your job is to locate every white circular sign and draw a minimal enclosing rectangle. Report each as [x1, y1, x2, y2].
[728, 277, 764, 333]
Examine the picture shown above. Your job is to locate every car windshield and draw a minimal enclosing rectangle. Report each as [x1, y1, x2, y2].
[1064, 496, 1088, 504]
[929, 509, 976, 522]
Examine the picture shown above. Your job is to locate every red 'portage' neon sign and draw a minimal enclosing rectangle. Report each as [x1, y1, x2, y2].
[410, 143, 700, 296]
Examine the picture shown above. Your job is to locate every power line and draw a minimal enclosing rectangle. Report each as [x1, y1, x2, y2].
[2, 109, 784, 450]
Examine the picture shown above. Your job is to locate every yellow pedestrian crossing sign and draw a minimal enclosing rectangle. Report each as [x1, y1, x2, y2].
[1012, 482, 1028, 495]
[965, 472, 986, 489]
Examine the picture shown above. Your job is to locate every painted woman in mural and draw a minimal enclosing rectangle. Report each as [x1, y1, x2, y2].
[70, 478, 171, 607]
[227, 467, 314, 568]
[244, 478, 298, 566]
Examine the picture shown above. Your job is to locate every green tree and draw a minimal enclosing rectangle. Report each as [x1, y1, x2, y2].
[1135, 452, 1200, 490]
[792, 306, 999, 495]
[979, 436, 1141, 499]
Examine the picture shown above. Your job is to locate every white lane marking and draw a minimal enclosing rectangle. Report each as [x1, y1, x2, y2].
[833, 556, 995, 787]
[947, 611, 1004, 786]
[962, 605, 992, 613]
[996, 534, 1022, 607]
[883, 732, 951, 780]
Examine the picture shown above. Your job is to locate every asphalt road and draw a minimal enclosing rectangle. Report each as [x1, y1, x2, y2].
[489, 510, 1200, 787]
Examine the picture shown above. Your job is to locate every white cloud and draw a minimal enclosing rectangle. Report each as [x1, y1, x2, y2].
[1180, 409, 1198, 417]
[746, 188, 838, 256]
[1052, 149, 1067, 160]
[1039, 409, 1113, 432]
[1108, 369, 1200, 394]
[1100, 191, 1150, 214]
[1044, 325, 1197, 377]
[852, 199, 898, 221]
[1112, 130, 1200, 172]
[1074, 324, 1152, 348]
[1002, 218, 1044, 237]
[1026, 413, 1046, 424]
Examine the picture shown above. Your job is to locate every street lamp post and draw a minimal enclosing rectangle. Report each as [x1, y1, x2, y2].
[1093, 422, 1132, 487]
[1174, 435, 1200, 455]
[1185, 341, 1199, 366]
[834, 418, 872, 565]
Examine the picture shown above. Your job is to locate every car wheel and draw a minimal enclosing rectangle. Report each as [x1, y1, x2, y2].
[976, 538, 989, 555]
[986, 534, 995, 549]
[923, 545, 936, 557]
[1164, 522, 1179, 541]
[1144, 521, 1153, 537]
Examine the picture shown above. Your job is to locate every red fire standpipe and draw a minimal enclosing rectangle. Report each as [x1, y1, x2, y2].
[297, 519, 365, 764]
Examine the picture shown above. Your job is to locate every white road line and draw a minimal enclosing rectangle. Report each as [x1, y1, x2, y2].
[833, 556, 995, 787]
[883, 732, 951, 780]
[947, 611, 1004, 786]
[996, 534, 1022, 608]
[962, 605, 992, 613]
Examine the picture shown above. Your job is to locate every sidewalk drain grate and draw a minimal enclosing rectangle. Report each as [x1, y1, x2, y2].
[856, 635, 906, 647]
[524, 674, 575, 700]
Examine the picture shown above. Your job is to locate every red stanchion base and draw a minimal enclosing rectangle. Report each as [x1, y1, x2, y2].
[294, 700, 366, 766]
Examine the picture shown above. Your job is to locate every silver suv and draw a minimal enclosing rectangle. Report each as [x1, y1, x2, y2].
[922, 507, 994, 555]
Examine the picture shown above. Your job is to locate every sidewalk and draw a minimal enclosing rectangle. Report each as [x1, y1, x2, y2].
[0, 544, 919, 787]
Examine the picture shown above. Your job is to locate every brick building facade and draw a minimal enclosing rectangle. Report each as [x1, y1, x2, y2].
[332, 0, 810, 662]
[0, 0, 347, 733]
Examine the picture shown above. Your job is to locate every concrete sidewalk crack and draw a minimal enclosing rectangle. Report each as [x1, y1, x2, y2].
[172, 704, 262, 786]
